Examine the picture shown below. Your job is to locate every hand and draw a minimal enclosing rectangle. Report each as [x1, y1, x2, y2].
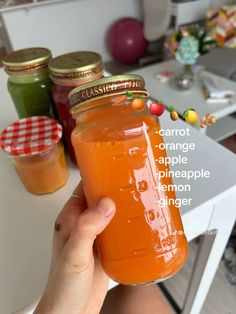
[35, 182, 116, 314]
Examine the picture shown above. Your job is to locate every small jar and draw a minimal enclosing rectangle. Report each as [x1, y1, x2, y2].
[0, 116, 69, 195]
[69, 75, 188, 285]
[3, 47, 55, 118]
[49, 51, 104, 163]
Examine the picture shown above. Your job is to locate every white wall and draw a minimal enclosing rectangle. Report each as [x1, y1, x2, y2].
[1, 0, 142, 61]
[1, 0, 236, 56]
[210, 0, 233, 7]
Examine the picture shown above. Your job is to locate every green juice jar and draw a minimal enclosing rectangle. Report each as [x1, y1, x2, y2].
[3, 47, 55, 118]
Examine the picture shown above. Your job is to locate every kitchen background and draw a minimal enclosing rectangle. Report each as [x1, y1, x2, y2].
[0, 0, 234, 66]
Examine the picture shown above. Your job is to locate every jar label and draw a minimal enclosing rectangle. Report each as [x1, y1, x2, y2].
[69, 79, 146, 107]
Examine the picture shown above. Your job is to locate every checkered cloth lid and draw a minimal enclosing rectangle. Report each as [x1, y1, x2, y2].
[0, 116, 63, 156]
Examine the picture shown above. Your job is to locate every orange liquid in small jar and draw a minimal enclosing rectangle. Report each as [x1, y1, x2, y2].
[71, 95, 188, 285]
[12, 143, 69, 195]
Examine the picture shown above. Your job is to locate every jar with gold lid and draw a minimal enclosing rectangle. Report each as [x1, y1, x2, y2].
[3, 47, 55, 119]
[49, 51, 104, 163]
[69, 75, 188, 285]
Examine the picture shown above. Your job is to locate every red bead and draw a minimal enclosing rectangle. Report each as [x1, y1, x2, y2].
[149, 102, 165, 116]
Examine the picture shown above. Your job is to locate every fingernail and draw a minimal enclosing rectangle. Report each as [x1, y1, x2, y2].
[96, 197, 115, 217]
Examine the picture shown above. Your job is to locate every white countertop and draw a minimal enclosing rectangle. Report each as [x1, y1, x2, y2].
[130, 60, 236, 122]
[1, 68, 236, 313]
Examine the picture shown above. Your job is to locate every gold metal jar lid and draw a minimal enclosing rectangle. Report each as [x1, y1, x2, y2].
[3, 47, 52, 74]
[48, 51, 104, 86]
[69, 74, 149, 116]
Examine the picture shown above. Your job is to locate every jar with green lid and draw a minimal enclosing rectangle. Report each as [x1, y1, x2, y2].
[48, 51, 104, 163]
[3, 47, 55, 118]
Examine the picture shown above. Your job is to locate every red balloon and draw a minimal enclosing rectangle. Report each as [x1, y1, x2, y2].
[107, 18, 148, 65]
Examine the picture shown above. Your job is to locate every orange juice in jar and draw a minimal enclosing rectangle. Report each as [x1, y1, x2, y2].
[69, 75, 188, 285]
[0, 116, 69, 195]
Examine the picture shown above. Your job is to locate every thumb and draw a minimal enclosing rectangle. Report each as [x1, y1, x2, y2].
[62, 197, 116, 272]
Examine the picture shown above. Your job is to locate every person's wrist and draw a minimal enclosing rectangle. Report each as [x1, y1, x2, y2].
[34, 295, 55, 314]
[34, 293, 83, 314]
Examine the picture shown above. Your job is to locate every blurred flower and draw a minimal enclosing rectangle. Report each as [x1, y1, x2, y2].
[181, 28, 189, 37]
[164, 25, 216, 64]
[176, 35, 199, 65]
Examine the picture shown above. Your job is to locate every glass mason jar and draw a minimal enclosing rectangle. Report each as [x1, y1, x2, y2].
[0, 116, 69, 195]
[69, 75, 188, 285]
[3, 47, 55, 118]
[49, 51, 104, 163]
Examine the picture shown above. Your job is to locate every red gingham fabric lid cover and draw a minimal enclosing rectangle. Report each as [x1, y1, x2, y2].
[0, 116, 63, 156]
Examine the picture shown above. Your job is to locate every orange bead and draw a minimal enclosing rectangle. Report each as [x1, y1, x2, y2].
[131, 98, 146, 111]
